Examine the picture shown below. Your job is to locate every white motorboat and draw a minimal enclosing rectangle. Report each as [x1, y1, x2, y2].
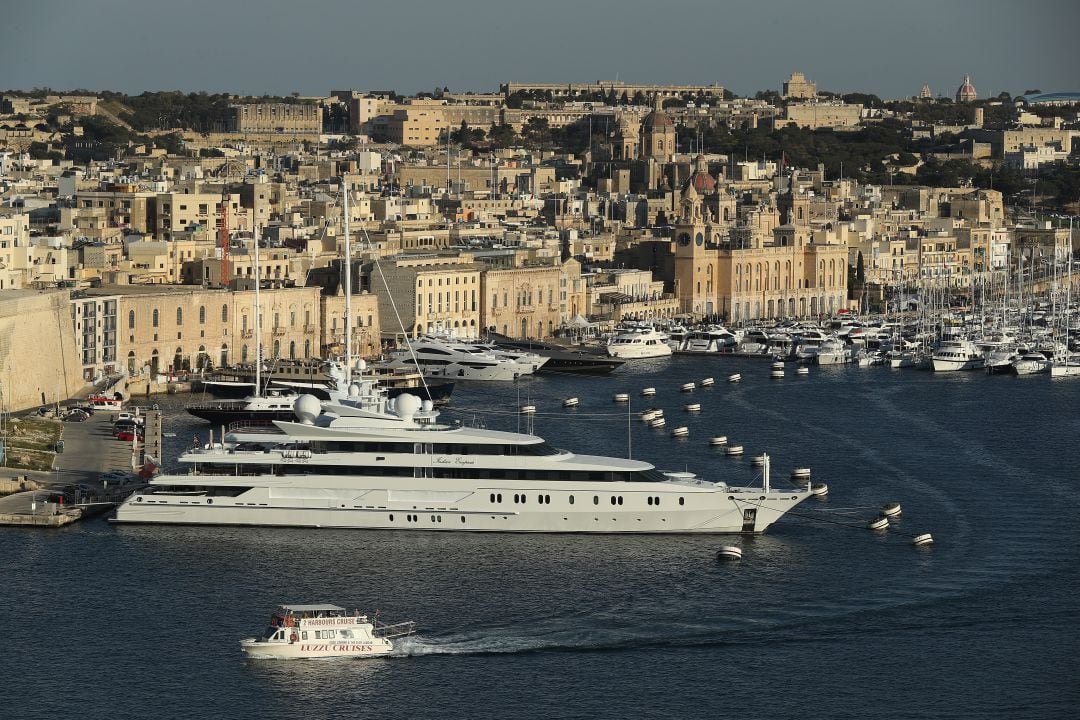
[114, 391, 812, 534]
[240, 604, 415, 659]
[932, 339, 984, 372]
[386, 335, 547, 381]
[815, 338, 857, 365]
[606, 326, 673, 359]
[886, 349, 917, 368]
[674, 327, 737, 354]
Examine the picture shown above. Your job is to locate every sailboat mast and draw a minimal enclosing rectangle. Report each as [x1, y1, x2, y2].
[254, 230, 262, 395]
[344, 184, 353, 387]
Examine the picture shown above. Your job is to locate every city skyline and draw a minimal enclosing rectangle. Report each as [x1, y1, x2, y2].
[2, 0, 1077, 100]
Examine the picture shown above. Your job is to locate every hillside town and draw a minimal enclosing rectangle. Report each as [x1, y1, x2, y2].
[0, 74, 1078, 411]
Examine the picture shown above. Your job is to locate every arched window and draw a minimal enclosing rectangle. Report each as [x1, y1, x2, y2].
[273, 340, 280, 358]
[152, 309, 159, 328]
[128, 310, 135, 330]
[289, 341, 296, 359]
[199, 306, 206, 324]
[304, 339, 311, 359]
[176, 307, 183, 326]
[219, 344, 228, 367]
[222, 304, 228, 322]
[241, 345, 248, 363]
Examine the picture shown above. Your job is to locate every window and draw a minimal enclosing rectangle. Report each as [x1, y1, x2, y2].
[222, 304, 228, 322]
[176, 308, 183, 325]
[199, 306, 206, 324]
[128, 310, 135, 329]
[152, 309, 159, 328]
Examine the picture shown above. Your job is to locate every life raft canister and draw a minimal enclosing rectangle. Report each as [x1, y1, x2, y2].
[290, 632, 298, 643]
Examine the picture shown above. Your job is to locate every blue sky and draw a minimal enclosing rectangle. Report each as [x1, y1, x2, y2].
[2, 0, 1076, 99]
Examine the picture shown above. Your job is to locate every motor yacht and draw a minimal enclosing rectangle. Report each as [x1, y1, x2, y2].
[606, 326, 673, 359]
[386, 335, 547, 381]
[114, 392, 811, 534]
[932, 338, 985, 372]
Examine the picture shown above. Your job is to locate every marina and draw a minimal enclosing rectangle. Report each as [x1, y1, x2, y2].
[3, 352, 1079, 719]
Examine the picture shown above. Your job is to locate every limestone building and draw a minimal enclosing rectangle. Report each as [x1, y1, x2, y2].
[671, 187, 848, 321]
[782, 72, 817, 99]
[89, 285, 324, 377]
[480, 263, 562, 339]
[230, 103, 322, 135]
[362, 255, 482, 339]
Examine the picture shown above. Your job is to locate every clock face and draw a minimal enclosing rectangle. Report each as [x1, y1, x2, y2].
[678, 233, 691, 246]
[695, 232, 704, 246]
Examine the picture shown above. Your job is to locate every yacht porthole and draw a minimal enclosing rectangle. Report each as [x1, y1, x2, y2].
[389, 514, 394, 521]
[460, 516, 465, 523]
[136, 497, 143, 502]
[206, 499, 213, 504]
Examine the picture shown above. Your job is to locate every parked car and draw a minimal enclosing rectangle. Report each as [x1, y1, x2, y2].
[64, 409, 90, 422]
[116, 429, 144, 442]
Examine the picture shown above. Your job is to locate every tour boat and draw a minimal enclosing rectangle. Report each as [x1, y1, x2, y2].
[87, 393, 123, 408]
[240, 604, 415, 660]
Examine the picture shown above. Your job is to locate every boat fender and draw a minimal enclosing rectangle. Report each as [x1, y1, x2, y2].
[290, 632, 298, 644]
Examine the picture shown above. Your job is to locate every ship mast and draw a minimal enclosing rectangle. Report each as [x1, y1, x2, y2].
[344, 182, 353, 387]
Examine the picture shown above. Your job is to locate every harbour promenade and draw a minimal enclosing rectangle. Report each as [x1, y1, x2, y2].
[0, 407, 158, 526]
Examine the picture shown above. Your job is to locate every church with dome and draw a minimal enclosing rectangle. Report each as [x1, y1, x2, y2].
[956, 74, 977, 103]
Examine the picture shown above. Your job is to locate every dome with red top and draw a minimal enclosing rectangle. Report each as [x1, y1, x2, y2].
[955, 74, 977, 103]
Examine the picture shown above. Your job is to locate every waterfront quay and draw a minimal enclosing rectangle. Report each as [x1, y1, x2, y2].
[0, 406, 158, 527]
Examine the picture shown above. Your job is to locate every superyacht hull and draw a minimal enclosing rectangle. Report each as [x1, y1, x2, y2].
[114, 480, 809, 534]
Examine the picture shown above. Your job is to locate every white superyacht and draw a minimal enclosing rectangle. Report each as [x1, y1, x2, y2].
[114, 387, 810, 534]
[386, 334, 547, 381]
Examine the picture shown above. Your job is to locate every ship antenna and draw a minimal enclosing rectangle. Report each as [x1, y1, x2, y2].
[627, 396, 632, 460]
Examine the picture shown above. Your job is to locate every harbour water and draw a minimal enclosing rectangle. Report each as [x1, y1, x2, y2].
[4, 357, 1079, 719]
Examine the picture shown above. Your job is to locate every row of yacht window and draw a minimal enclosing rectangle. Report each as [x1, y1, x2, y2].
[234, 441, 562, 457]
[187, 466, 673, 483]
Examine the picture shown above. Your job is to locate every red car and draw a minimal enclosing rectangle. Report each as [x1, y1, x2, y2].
[116, 429, 144, 442]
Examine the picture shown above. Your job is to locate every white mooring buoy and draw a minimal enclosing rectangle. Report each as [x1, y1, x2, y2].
[641, 387, 656, 397]
[681, 382, 696, 392]
[868, 516, 890, 531]
[770, 369, 785, 379]
[810, 483, 829, 497]
[701, 377, 715, 387]
[613, 393, 629, 402]
[751, 454, 765, 467]
[520, 404, 536, 414]
[640, 409, 660, 422]
[791, 467, 811, 480]
[912, 533, 934, 547]
[796, 366, 809, 376]
[717, 545, 743, 561]
[671, 426, 689, 438]
[728, 373, 742, 383]
[709, 435, 728, 446]
[648, 417, 666, 428]
[685, 403, 701, 412]
[562, 397, 579, 408]
[880, 502, 902, 517]
[772, 361, 785, 370]
[725, 445, 744, 456]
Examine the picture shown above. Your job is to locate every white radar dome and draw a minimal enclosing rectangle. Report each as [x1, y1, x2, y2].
[393, 393, 422, 421]
[357, 358, 367, 372]
[293, 394, 322, 424]
[421, 399, 434, 413]
[348, 383, 361, 397]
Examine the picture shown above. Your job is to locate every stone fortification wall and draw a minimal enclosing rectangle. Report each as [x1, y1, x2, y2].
[0, 291, 83, 411]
